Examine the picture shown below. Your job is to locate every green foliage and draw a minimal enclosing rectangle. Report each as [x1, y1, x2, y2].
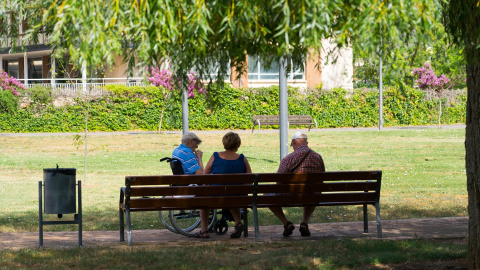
[9, 0, 441, 89]
[442, 0, 479, 64]
[21, 85, 53, 105]
[0, 90, 19, 114]
[354, 25, 466, 89]
[0, 85, 466, 132]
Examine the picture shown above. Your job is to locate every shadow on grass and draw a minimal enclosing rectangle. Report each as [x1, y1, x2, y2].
[0, 204, 468, 233]
[245, 156, 277, 163]
[0, 238, 467, 269]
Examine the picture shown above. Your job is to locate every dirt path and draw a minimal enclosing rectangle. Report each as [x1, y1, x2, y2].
[0, 217, 468, 250]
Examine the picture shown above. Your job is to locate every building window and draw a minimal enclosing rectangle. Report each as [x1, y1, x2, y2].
[6, 60, 19, 78]
[247, 55, 304, 81]
[197, 62, 230, 81]
[28, 58, 43, 82]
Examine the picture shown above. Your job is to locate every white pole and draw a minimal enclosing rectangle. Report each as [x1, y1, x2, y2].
[378, 34, 384, 131]
[279, 55, 289, 160]
[182, 75, 189, 134]
[24, 52, 28, 86]
[82, 60, 88, 182]
[379, 55, 383, 130]
[51, 58, 56, 89]
[0, 56, 3, 71]
[82, 61, 87, 92]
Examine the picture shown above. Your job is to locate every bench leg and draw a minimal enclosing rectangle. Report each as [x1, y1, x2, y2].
[126, 209, 132, 246]
[243, 207, 248, 237]
[119, 208, 125, 242]
[363, 204, 368, 233]
[253, 205, 259, 242]
[375, 202, 382, 238]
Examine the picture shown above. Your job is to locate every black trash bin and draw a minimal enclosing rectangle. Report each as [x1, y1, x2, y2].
[43, 168, 76, 215]
[39, 166, 82, 247]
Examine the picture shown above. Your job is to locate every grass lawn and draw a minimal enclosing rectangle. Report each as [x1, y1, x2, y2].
[0, 128, 467, 233]
[0, 239, 467, 269]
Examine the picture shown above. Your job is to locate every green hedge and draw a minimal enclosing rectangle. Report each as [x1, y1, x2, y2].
[0, 85, 466, 132]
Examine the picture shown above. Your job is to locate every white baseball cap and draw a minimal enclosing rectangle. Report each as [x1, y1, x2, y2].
[291, 131, 307, 141]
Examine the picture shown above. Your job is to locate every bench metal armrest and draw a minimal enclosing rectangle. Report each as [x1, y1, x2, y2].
[119, 187, 126, 205]
[252, 119, 261, 133]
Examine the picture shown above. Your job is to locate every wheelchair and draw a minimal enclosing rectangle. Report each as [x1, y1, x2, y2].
[159, 157, 245, 237]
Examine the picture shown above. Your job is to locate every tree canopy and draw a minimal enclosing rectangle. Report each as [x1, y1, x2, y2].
[1, 0, 440, 85]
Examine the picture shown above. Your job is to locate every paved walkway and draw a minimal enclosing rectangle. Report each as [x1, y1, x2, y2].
[0, 124, 466, 137]
[0, 217, 467, 249]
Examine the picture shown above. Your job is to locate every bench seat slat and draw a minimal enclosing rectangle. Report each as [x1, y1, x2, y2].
[129, 196, 253, 209]
[256, 192, 376, 206]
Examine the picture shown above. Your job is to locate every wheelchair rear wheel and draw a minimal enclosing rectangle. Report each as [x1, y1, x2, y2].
[158, 210, 178, 233]
[169, 209, 217, 237]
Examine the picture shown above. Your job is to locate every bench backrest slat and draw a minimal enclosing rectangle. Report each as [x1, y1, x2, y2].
[129, 185, 254, 197]
[255, 171, 380, 182]
[256, 181, 378, 194]
[126, 173, 256, 186]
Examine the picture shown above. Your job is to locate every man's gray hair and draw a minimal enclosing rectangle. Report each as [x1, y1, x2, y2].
[181, 132, 202, 143]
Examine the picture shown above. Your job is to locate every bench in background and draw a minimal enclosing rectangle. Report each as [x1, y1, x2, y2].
[252, 115, 317, 132]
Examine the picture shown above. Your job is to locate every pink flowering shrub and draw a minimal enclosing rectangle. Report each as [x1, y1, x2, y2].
[186, 71, 206, 98]
[148, 68, 175, 91]
[147, 67, 206, 98]
[412, 62, 453, 94]
[0, 70, 25, 96]
[0, 70, 25, 114]
[412, 62, 454, 127]
[147, 67, 206, 133]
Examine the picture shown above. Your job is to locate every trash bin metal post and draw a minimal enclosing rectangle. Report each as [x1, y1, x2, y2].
[39, 181, 43, 247]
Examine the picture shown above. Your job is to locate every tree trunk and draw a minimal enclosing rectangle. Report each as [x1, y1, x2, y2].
[157, 90, 170, 134]
[438, 95, 442, 129]
[466, 63, 480, 269]
[158, 102, 166, 134]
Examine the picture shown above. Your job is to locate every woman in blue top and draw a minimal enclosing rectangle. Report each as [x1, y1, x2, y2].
[194, 132, 252, 239]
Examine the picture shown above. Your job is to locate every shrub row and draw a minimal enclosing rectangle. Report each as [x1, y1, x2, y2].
[0, 85, 466, 132]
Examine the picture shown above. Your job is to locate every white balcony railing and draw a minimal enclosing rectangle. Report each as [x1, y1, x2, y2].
[17, 77, 146, 96]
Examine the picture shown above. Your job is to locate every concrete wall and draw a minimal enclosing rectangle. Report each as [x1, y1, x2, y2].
[320, 39, 353, 90]
[104, 55, 128, 81]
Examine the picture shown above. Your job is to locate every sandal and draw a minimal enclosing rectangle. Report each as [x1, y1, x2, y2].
[230, 223, 244, 238]
[299, 222, 311, 237]
[193, 231, 209, 239]
[283, 221, 295, 237]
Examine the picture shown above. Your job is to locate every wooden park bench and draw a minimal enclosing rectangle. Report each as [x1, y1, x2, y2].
[119, 171, 382, 246]
[252, 115, 317, 132]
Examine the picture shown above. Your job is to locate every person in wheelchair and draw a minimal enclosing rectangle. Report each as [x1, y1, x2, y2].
[172, 132, 204, 175]
[195, 132, 252, 239]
